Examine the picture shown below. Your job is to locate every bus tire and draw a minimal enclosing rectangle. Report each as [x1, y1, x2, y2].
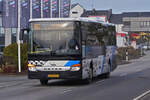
[103, 72, 110, 79]
[40, 79, 48, 85]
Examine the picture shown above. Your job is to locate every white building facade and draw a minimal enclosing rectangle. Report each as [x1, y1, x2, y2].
[70, 4, 84, 18]
[116, 24, 128, 47]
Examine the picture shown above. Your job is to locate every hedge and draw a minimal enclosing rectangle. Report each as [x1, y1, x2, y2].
[3, 43, 28, 71]
[118, 46, 141, 60]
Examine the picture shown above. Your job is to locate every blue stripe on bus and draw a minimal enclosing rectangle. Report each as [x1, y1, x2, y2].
[101, 55, 106, 74]
[65, 60, 80, 67]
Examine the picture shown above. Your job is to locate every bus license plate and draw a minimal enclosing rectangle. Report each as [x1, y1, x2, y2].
[48, 74, 59, 78]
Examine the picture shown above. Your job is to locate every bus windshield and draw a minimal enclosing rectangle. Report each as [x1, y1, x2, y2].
[29, 21, 81, 56]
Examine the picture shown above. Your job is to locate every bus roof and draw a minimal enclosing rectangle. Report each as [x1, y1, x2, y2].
[29, 17, 115, 26]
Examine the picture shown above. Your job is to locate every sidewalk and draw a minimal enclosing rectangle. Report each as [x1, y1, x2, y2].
[0, 73, 27, 82]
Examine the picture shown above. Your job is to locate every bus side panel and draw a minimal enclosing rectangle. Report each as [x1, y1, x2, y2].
[106, 46, 118, 72]
[98, 55, 108, 75]
[82, 59, 91, 79]
[110, 46, 118, 71]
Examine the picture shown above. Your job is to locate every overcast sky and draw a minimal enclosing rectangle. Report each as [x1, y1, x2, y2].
[72, 0, 150, 14]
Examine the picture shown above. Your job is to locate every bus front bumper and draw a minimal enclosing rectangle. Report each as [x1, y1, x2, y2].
[28, 71, 82, 80]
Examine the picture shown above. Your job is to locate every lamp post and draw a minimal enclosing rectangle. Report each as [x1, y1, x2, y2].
[18, 0, 21, 72]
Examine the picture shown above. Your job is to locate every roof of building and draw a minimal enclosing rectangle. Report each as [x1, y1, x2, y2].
[110, 12, 150, 24]
[110, 14, 123, 24]
[71, 3, 85, 9]
[81, 9, 112, 21]
[122, 12, 150, 17]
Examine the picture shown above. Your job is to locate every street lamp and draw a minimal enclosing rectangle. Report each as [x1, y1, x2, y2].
[18, 0, 21, 72]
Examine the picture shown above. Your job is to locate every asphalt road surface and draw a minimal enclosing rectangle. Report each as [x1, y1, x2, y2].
[0, 51, 150, 100]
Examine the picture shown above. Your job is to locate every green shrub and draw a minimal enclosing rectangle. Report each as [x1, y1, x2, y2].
[118, 46, 141, 60]
[3, 43, 28, 71]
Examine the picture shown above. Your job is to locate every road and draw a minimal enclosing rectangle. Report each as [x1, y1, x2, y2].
[0, 51, 150, 100]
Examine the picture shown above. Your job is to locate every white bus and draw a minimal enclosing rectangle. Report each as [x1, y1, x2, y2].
[24, 18, 117, 85]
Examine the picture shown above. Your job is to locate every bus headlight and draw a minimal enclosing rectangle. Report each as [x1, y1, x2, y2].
[70, 67, 80, 71]
[28, 64, 37, 72]
[70, 64, 81, 71]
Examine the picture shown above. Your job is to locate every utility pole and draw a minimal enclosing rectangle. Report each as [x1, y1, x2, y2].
[41, 0, 43, 18]
[18, 0, 21, 72]
[30, 0, 32, 19]
[59, 0, 61, 18]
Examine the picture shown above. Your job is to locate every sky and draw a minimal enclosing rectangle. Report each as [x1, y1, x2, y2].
[72, 0, 150, 14]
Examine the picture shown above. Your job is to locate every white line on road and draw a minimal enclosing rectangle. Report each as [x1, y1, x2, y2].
[136, 69, 143, 72]
[95, 80, 105, 84]
[63, 89, 72, 93]
[61, 88, 74, 94]
[133, 90, 150, 100]
[120, 73, 127, 77]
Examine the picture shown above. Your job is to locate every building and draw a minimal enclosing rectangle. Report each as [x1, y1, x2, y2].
[2, 0, 150, 51]
[122, 12, 150, 32]
[0, 0, 71, 53]
[70, 3, 85, 18]
[0, 1, 4, 52]
[82, 9, 112, 22]
[111, 14, 128, 47]
[111, 12, 150, 48]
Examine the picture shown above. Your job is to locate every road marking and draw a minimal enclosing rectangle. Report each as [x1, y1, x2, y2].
[136, 69, 142, 72]
[63, 89, 72, 93]
[95, 80, 105, 84]
[0, 80, 33, 88]
[120, 73, 127, 77]
[133, 90, 150, 100]
[61, 88, 74, 94]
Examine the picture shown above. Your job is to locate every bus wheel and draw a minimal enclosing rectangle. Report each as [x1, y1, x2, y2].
[40, 79, 48, 85]
[103, 72, 110, 79]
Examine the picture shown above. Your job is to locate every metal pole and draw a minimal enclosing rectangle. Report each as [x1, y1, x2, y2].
[30, 0, 33, 19]
[18, 0, 21, 72]
[126, 35, 129, 61]
[59, 0, 61, 18]
[69, 0, 72, 17]
[141, 35, 143, 56]
[50, 0, 52, 18]
[126, 49, 129, 61]
[41, 0, 43, 18]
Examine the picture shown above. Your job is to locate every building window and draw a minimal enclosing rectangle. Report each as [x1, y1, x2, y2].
[0, 17, 2, 27]
[147, 21, 150, 26]
[144, 22, 147, 26]
[124, 21, 130, 26]
[0, 27, 5, 52]
[140, 21, 150, 27]
[11, 28, 17, 43]
[140, 22, 144, 27]
[0, 27, 4, 34]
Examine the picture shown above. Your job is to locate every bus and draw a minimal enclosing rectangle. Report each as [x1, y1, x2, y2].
[25, 18, 118, 85]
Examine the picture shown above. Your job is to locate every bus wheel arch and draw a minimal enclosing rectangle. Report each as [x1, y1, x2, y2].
[40, 79, 48, 85]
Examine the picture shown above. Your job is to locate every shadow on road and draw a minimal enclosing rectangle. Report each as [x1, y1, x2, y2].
[33, 75, 109, 87]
